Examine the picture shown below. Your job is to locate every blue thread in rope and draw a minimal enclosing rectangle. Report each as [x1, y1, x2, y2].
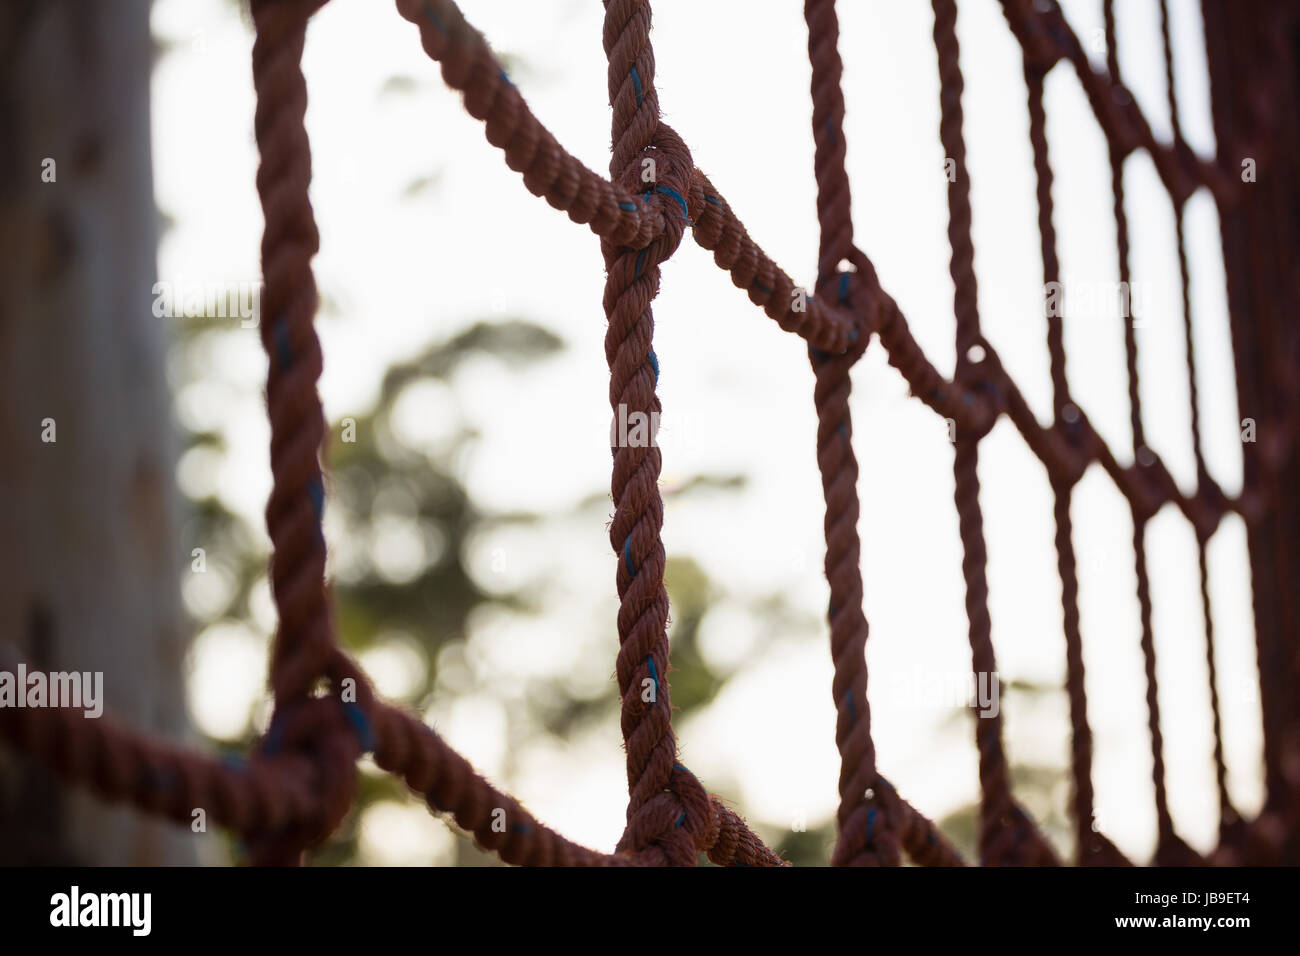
[422, 2, 447, 35]
[499, 68, 514, 87]
[674, 810, 686, 828]
[752, 280, 773, 296]
[221, 753, 246, 772]
[648, 349, 659, 382]
[510, 823, 533, 834]
[618, 201, 638, 212]
[273, 314, 292, 368]
[634, 248, 648, 280]
[837, 423, 848, 441]
[866, 807, 877, 841]
[623, 536, 635, 575]
[652, 185, 689, 220]
[845, 691, 857, 725]
[647, 656, 659, 689]
[838, 272, 850, 304]
[828, 600, 837, 618]
[308, 475, 325, 522]
[703, 195, 724, 207]
[344, 700, 375, 753]
[629, 65, 643, 108]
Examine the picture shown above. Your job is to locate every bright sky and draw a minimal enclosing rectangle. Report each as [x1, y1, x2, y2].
[151, 0, 1263, 864]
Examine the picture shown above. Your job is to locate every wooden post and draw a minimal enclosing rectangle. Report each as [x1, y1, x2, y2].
[0, 0, 194, 864]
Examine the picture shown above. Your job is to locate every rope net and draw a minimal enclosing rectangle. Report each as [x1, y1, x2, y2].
[3, 0, 1297, 866]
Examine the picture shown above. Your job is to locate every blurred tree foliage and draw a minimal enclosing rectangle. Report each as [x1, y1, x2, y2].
[168, 304, 835, 865]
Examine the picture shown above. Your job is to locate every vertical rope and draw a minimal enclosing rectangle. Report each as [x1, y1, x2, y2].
[932, 0, 1057, 866]
[252, 0, 332, 707]
[811, 337, 889, 865]
[248, 0, 374, 866]
[806, 0, 854, 283]
[803, 2, 967, 866]
[1158, 0, 1240, 849]
[804, 0, 892, 868]
[1101, 0, 1201, 864]
[1024, 63, 1130, 866]
[600, 0, 706, 865]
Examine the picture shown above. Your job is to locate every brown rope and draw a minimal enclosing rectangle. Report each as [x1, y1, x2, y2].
[0, 0, 1292, 869]
[393, 0, 856, 355]
[1022, 58, 1130, 868]
[931, 0, 1058, 867]
[1099, 0, 1204, 867]
[804, 0, 964, 868]
[598, 0, 706, 865]
[805, 0, 879, 867]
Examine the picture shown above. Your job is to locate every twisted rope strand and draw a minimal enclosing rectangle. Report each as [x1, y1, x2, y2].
[1101, 0, 1202, 866]
[931, 0, 1058, 866]
[394, 0, 854, 354]
[1024, 61, 1130, 867]
[806, 0, 854, 280]
[251, 0, 332, 711]
[803, 0, 947, 868]
[599, 0, 711, 865]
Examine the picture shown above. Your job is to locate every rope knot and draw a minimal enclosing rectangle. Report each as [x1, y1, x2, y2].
[616, 764, 717, 865]
[831, 776, 903, 866]
[246, 693, 364, 863]
[950, 338, 1004, 441]
[615, 124, 694, 262]
[813, 265, 869, 365]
